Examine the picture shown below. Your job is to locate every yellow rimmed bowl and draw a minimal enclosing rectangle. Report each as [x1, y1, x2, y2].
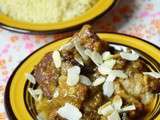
[4, 33, 160, 120]
[0, 0, 117, 34]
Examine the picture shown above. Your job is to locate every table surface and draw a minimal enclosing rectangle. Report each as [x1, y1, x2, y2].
[0, 0, 160, 119]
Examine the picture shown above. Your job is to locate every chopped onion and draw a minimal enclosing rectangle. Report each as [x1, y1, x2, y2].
[52, 50, 62, 68]
[143, 72, 160, 78]
[57, 103, 82, 120]
[25, 73, 36, 84]
[67, 66, 81, 86]
[80, 75, 92, 86]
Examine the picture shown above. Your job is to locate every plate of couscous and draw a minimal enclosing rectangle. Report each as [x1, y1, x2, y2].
[0, 0, 117, 33]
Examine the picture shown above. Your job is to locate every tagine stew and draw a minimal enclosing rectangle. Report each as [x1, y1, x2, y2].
[26, 25, 160, 120]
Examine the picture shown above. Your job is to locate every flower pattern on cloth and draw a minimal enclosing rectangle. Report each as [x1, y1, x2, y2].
[0, 0, 160, 119]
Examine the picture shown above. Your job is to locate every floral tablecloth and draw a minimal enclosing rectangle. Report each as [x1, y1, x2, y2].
[0, 0, 160, 119]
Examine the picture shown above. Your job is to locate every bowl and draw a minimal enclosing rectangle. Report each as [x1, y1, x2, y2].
[5, 33, 160, 120]
[0, 0, 117, 33]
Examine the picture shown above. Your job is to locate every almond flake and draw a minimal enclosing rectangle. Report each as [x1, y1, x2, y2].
[57, 103, 82, 120]
[102, 51, 113, 60]
[98, 64, 112, 75]
[25, 73, 36, 84]
[121, 104, 136, 112]
[53, 88, 59, 98]
[107, 110, 121, 120]
[59, 42, 74, 51]
[109, 44, 127, 52]
[92, 76, 105, 86]
[74, 40, 88, 61]
[143, 72, 160, 78]
[111, 70, 128, 79]
[74, 56, 84, 66]
[103, 80, 114, 97]
[85, 49, 103, 66]
[98, 59, 116, 75]
[80, 75, 92, 86]
[98, 102, 114, 116]
[28, 88, 43, 101]
[120, 52, 139, 61]
[106, 74, 116, 82]
[52, 51, 62, 68]
[67, 66, 81, 86]
[112, 95, 123, 110]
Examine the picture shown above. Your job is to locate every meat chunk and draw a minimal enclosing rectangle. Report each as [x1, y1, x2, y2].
[78, 25, 108, 53]
[34, 52, 60, 99]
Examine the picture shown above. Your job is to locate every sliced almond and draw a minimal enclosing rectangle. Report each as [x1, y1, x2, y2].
[104, 59, 116, 69]
[57, 103, 82, 120]
[92, 76, 105, 86]
[80, 75, 92, 86]
[98, 64, 112, 75]
[98, 101, 114, 116]
[103, 80, 114, 97]
[85, 49, 103, 66]
[74, 55, 84, 66]
[112, 95, 123, 110]
[102, 51, 113, 60]
[25, 73, 36, 84]
[52, 50, 62, 68]
[143, 72, 160, 78]
[107, 110, 121, 120]
[121, 104, 136, 112]
[106, 74, 116, 82]
[120, 52, 139, 61]
[74, 40, 88, 61]
[111, 70, 128, 78]
[67, 66, 81, 86]
[28, 88, 43, 101]
[59, 42, 74, 51]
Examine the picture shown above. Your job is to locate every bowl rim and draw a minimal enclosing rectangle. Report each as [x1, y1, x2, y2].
[4, 32, 160, 120]
[0, 0, 117, 33]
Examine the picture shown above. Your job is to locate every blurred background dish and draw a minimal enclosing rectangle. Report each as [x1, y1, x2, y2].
[0, 0, 116, 33]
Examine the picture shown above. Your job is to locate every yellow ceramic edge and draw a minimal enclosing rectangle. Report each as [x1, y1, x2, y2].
[0, 0, 115, 31]
[10, 33, 160, 120]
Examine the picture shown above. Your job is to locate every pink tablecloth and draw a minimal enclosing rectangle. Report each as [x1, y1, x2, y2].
[0, 0, 160, 119]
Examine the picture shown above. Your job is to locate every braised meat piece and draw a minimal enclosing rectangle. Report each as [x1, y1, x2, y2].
[33, 52, 60, 99]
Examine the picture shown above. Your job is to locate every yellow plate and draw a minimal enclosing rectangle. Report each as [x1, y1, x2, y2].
[0, 0, 116, 33]
[5, 33, 160, 120]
